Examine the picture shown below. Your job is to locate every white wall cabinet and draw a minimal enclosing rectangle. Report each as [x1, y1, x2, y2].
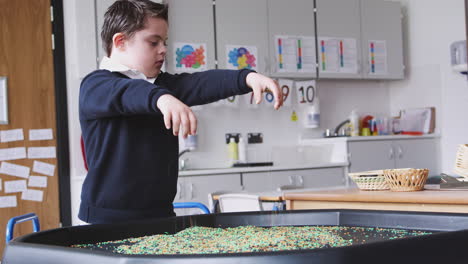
[165, 0, 216, 72]
[316, 0, 404, 80]
[360, 0, 404, 79]
[267, 0, 318, 79]
[348, 138, 440, 174]
[316, 0, 362, 79]
[215, 0, 269, 74]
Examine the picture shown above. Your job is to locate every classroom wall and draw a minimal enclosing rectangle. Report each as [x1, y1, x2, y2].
[387, 0, 467, 174]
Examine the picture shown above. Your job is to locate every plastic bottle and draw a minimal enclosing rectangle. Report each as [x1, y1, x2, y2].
[227, 137, 239, 165]
[238, 137, 247, 163]
[349, 110, 359, 137]
[304, 98, 320, 128]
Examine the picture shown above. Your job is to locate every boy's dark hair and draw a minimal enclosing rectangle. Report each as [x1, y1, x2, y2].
[101, 0, 168, 56]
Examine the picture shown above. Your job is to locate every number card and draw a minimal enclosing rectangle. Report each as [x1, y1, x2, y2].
[262, 89, 276, 108]
[243, 93, 260, 109]
[277, 79, 294, 107]
[221, 95, 240, 107]
[295, 80, 316, 106]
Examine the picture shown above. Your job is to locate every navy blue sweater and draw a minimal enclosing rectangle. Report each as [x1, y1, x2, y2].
[79, 69, 253, 224]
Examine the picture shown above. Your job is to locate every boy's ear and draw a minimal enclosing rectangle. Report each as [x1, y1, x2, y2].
[112, 33, 127, 51]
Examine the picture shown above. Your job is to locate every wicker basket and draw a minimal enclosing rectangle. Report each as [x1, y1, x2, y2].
[349, 170, 389, 191]
[454, 144, 468, 180]
[383, 168, 429, 192]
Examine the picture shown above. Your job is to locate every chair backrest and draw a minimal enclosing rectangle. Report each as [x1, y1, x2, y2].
[207, 191, 230, 213]
[218, 193, 263, 213]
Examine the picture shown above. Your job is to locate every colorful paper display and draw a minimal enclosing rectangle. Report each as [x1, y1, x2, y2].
[174, 43, 207, 72]
[226, 45, 257, 70]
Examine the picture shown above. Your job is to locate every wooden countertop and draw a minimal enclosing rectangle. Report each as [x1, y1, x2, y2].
[283, 188, 468, 205]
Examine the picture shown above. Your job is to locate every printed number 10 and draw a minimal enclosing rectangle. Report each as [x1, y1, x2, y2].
[298, 85, 315, 104]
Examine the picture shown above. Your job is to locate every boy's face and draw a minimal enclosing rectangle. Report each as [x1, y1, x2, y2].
[118, 17, 168, 78]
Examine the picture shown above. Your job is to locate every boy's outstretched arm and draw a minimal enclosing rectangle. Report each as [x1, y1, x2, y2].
[80, 70, 174, 120]
[162, 70, 283, 109]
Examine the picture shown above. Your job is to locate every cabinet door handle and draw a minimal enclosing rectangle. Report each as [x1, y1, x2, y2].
[289, 176, 294, 185]
[389, 147, 394, 160]
[178, 183, 182, 199]
[298, 176, 304, 187]
[398, 145, 403, 159]
[190, 183, 194, 200]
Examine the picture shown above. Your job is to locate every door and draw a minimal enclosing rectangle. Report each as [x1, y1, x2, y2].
[215, 0, 269, 74]
[165, 0, 216, 72]
[360, 0, 404, 79]
[348, 141, 395, 172]
[268, 0, 318, 79]
[393, 139, 440, 175]
[0, 0, 60, 250]
[316, 0, 362, 79]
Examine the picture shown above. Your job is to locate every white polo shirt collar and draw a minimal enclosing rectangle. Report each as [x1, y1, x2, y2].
[99, 56, 156, 83]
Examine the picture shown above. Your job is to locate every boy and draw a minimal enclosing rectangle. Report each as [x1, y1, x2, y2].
[79, 0, 283, 224]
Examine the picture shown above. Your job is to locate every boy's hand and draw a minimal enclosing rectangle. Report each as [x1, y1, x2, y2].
[157, 94, 197, 138]
[246, 72, 283, 110]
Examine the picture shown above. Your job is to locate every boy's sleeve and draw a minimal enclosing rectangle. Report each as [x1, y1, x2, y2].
[164, 69, 254, 106]
[80, 71, 173, 120]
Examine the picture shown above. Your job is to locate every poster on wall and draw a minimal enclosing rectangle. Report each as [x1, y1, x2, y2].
[298, 36, 316, 73]
[226, 45, 258, 71]
[318, 37, 358, 74]
[173, 42, 207, 72]
[275, 35, 316, 73]
[275, 35, 298, 73]
[318, 37, 340, 73]
[368, 40, 388, 75]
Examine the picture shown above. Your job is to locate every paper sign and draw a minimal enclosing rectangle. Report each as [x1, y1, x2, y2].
[0, 129, 24, 143]
[369, 40, 388, 75]
[295, 80, 316, 106]
[173, 42, 207, 72]
[221, 96, 240, 107]
[298, 36, 316, 73]
[28, 176, 47, 188]
[32, 161, 55, 176]
[4, 180, 27, 193]
[340, 38, 358, 74]
[0, 147, 27, 161]
[278, 79, 294, 107]
[22, 189, 43, 202]
[0, 162, 30, 178]
[28, 147, 56, 159]
[276, 35, 298, 72]
[29, 129, 53, 141]
[243, 93, 259, 109]
[226, 45, 258, 71]
[0, 195, 17, 208]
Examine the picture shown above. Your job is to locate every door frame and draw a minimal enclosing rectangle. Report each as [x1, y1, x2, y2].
[51, 0, 71, 227]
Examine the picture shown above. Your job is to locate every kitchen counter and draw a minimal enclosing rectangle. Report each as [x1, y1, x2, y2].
[179, 162, 349, 176]
[299, 133, 440, 144]
[345, 133, 440, 142]
[284, 188, 468, 213]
